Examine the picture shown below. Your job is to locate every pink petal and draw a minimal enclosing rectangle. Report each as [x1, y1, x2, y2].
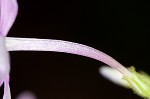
[0, 0, 18, 36]
[3, 75, 11, 99]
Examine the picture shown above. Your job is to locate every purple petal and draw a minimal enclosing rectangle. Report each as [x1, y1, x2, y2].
[0, 0, 18, 36]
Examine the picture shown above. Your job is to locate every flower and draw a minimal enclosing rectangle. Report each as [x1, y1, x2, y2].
[0, 0, 18, 99]
[1, 0, 150, 99]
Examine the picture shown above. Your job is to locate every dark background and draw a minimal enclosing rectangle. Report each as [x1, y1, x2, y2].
[3, 0, 150, 99]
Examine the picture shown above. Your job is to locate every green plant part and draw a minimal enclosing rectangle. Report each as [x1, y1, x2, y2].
[100, 66, 150, 99]
[123, 66, 150, 99]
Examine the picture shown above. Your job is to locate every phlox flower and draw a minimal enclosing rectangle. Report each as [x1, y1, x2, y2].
[1, 0, 150, 99]
[0, 0, 18, 98]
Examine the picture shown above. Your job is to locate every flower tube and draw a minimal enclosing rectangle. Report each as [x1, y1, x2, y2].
[5, 37, 150, 99]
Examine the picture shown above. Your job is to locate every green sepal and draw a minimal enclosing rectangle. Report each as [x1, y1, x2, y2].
[123, 66, 150, 99]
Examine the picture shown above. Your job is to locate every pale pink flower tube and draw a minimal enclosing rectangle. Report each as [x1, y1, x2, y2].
[6, 37, 131, 76]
